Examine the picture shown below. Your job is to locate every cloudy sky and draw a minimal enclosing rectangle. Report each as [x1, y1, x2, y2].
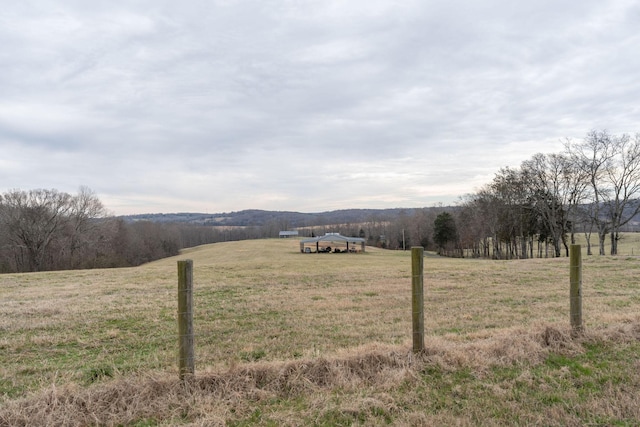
[1, 1, 639, 215]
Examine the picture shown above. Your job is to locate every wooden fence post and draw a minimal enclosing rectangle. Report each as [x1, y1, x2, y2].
[178, 259, 195, 379]
[569, 245, 583, 334]
[412, 247, 425, 353]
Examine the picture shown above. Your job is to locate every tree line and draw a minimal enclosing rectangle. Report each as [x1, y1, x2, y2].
[432, 130, 640, 258]
[300, 131, 640, 259]
[0, 187, 266, 273]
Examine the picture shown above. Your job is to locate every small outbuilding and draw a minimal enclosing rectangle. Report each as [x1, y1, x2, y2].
[300, 233, 366, 253]
[279, 230, 299, 238]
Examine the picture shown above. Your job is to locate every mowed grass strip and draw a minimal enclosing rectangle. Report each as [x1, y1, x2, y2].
[1, 238, 639, 425]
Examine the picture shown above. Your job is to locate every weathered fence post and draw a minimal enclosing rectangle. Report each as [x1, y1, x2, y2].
[569, 245, 583, 334]
[412, 247, 425, 353]
[178, 259, 195, 379]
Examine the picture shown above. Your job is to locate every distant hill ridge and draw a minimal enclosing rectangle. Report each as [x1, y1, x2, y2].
[119, 208, 422, 227]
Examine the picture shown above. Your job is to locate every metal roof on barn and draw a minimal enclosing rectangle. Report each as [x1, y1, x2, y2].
[300, 233, 365, 244]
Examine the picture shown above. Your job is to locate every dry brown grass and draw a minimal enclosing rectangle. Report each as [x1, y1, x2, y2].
[1, 323, 639, 426]
[1, 238, 640, 425]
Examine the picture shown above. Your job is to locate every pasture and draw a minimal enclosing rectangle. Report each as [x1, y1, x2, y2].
[1, 238, 639, 426]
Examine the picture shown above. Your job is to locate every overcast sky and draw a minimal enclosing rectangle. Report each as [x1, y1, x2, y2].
[1, 1, 639, 215]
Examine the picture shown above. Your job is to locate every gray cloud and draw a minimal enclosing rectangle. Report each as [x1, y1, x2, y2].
[1, 0, 639, 214]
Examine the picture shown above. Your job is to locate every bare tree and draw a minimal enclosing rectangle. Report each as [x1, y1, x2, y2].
[0, 189, 72, 271]
[521, 153, 579, 257]
[0, 187, 117, 271]
[457, 195, 491, 258]
[603, 133, 640, 255]
[566, 131, 640, 255]
[408, 208, 435, 250]
[65, 186, 108, 267]
[461, 187, 501, 258]
[489, 168, 535, 259]
[560, 153, 590, 246]
[565, 130, 617, 255]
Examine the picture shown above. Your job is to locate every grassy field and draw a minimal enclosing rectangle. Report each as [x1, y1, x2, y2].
[1, 238, 639, 426]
